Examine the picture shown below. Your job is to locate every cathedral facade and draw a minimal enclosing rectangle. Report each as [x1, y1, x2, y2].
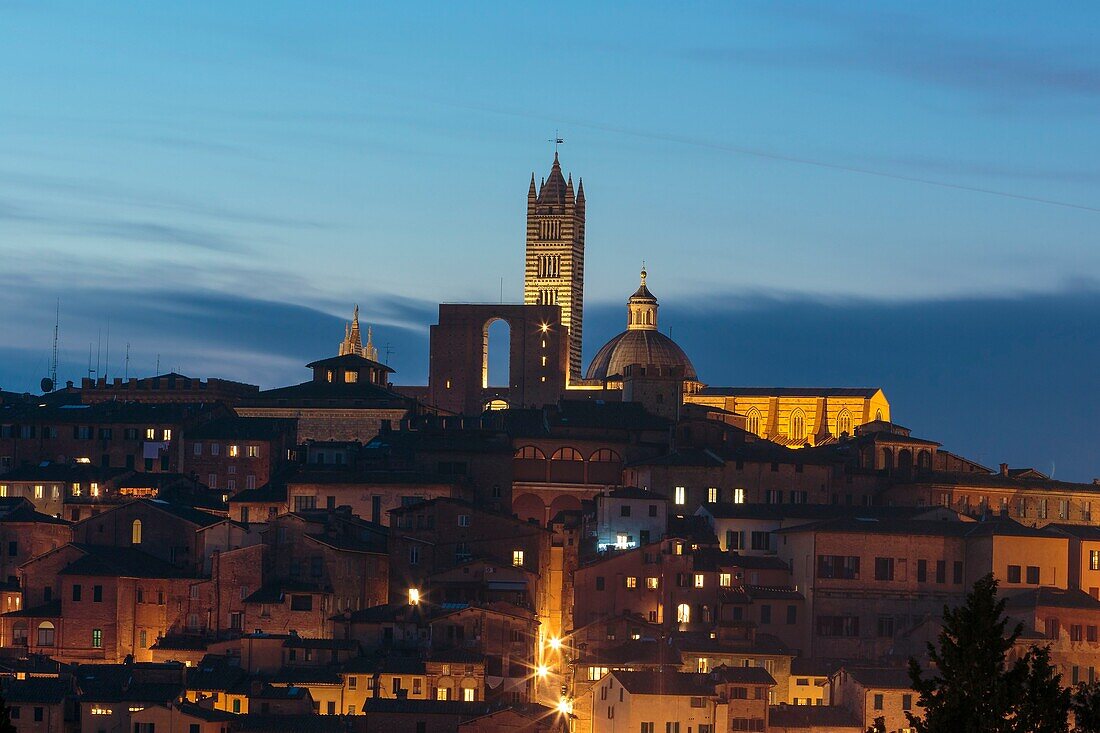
[403, 152, 892, 443]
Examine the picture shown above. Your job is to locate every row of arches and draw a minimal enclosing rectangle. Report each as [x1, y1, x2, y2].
[514, 446, 623, 485]
[513, 492, 583, 524]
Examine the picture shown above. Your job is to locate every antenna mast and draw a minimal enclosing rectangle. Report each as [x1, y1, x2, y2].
[49, 300, 59, 389]
[125, 343, 131, 380]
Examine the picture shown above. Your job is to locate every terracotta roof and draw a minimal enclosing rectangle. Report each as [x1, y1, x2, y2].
[699, 387, 882, 398]
[840, 666, 913, 689]
[1004, 587, 1100, 611]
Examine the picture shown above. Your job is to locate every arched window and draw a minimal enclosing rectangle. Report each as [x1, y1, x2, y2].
[677, 603, 691, 624]
[132, 519, 142, 545]
[550, 448, 584, 462]
[37, 621, 55, 646]
[745, 408, 761, 436]
[875, 409, 883, 421]
[514, 446, 546, 460]
[589, 449, 621, 463]
[836, 409, 852, 437]
[789, 409, 806, 441]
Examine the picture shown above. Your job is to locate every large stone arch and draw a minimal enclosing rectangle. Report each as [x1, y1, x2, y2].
[548, 494, 583, 521]
[512, 493, 546, 525]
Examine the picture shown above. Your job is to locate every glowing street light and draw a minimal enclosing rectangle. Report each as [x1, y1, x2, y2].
[536, 664, 549, 678]
[548, 636, 562, 651]
[557, 697, 573, 715]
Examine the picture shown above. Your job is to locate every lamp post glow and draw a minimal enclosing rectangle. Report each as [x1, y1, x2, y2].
[548, 636, 562, 651]
[536, 664, 549, 678]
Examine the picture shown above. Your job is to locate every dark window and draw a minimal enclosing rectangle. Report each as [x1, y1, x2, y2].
[953, 561, 964, 584]
[936, 560, 946, 584]
[72, 584, 82, 602]
[649, 505, 658, 517]
[903, 694, 912, 711]
[621, 505, 631, 517]
[93, 585, 103, 602]
[816, 615, 859, 637]
[7, 541, 17, 557]
[1026, 566, 1040, 584]
[290, 595, 313, 611]
[34, 707, 43, 722]
[1008, 565, 1021, 583]
[877, 616, 895, 637]
[760, 605, 771, 624]
[916, 559, 927, 582]
[874, 557, 895, 581]
[874, 694, 883, 710]
[786, 605, 797, 625]
[750, 531, 770, 551]
[595, 577, 605, 591]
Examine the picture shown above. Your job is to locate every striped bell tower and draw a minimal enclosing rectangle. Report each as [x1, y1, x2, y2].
[524, 153, 585, 381]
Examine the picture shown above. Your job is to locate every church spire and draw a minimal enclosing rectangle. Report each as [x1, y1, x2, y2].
[339, 304, 368, 357]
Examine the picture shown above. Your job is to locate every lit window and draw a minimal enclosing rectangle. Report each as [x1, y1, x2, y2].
[646, 577, 659, 590]
[513, 550, 524, 567]
[615, 534, 630, 549]
[0, 486, 6, 497]
[163, 429, 172, 441]
[34, 485, 43, 499]
[463, 688, 475, 702]
[229, 445, 240, 458]
[674, 542, 683, 555]
[131, 520, 142, 545]
[72, 483, 81, 497]
[90, 483, 99, 497]
[145, 428, 155, 440]
[408, 588, 420, 605]
[436, 688, 449, 700]
[694, 574, 705, 588]
[345, 370, 359, 383]
[674, 486, 686, 505]
[626, 576, 637, 589]
[707, 487, 718, 503]
[247, 445, 260, 458]
[677, 603, 691, 623]
[92, 629, 102, 648]
[733, 488, 745, 504]
[720, 573, 732, 587]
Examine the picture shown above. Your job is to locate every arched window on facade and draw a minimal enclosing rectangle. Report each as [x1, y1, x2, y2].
[514, 446, 546, 460]
[514, 446, 547, 482]
[37, 621, 55, 646]
[836, 409, 852, 437]
[746, 408, 761, 437]
[588, 449, 622, 485]
[677, 603, 691, 624]
[549, 447, 585, 484]
[875, 409, 883, 421]
[789, 409, 806, 441]
[132, 519, 142, 545]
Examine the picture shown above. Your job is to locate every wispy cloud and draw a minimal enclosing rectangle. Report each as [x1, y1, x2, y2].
[687, 6, 1100, 102]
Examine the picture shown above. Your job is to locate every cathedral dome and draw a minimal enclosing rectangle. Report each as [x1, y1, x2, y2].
[584, 268, 698, 382]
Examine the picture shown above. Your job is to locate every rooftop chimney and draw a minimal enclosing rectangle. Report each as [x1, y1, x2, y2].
[1000, 463, 1009, 477]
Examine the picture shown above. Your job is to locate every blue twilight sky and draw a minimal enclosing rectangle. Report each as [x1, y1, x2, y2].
[1, 2, 1099, 478]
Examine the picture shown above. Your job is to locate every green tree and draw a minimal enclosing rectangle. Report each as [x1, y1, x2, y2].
[908, 574, 1025, 733]
[1015, 644, 1070, 733]
[865, 716, 886, 733]
[1071, 682, 1100, 733]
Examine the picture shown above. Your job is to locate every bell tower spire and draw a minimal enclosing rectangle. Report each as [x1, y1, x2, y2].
[524, 150, 586, 381]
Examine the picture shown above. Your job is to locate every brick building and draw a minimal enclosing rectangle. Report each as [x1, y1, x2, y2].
[181, 416, 297, 495]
